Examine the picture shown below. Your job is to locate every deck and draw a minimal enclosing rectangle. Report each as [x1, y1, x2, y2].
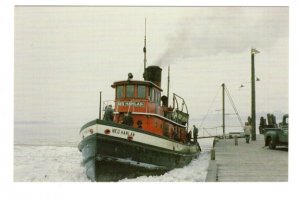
[206, 134, 288, 182]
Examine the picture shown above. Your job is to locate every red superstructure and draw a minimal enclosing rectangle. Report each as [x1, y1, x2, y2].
[108, 65, 190, 143]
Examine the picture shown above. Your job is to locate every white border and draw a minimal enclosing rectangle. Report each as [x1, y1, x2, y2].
[1, 1, 298, 200]
[13, 0, 291, 6]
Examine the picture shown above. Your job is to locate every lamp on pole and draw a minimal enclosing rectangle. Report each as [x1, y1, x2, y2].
[251, 48, 260, 141]
[240, 78, 260, 88]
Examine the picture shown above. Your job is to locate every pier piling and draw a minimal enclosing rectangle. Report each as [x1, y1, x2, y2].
[211, 148, 215, 160]
[234, 136, 238, 146]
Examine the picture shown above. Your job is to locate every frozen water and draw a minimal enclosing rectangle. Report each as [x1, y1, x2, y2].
[14, 145, 88, 182]
[14, 138, 214, 182]
[120, 151, 211, 182]
[121, 138, 214, 182]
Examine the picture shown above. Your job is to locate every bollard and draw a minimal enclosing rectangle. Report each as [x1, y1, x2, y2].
[234, 136, 238, 146]
[211, 148, 215, 160]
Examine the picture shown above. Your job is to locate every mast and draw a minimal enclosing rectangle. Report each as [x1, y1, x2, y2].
[99, 91, 102, 120]
[167, 65, 170, 106]
[143, 18, 147, 77]
[222, 83, 225, 139]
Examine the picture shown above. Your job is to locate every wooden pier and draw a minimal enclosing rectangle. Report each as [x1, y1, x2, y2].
[206, 134, 288, 182]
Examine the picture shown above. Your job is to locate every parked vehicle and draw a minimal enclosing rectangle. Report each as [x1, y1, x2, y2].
[264, 114, 288, 149]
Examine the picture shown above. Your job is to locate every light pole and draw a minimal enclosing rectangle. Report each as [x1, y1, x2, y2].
[251, 48, 260, 141]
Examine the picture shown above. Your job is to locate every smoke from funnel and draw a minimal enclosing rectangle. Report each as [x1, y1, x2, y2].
[154, 7, 287, 66]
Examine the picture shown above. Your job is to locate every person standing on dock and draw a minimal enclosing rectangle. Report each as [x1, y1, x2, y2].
[193, 125, 198, 144]
[244, 122, 251, 143]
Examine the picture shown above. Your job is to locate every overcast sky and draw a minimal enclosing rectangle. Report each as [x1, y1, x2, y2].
[14, 6, 288, 133]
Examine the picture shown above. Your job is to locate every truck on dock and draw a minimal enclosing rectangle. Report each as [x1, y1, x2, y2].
[264, 114, 288, 149]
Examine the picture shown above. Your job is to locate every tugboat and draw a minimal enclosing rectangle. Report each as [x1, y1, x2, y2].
[78, 25, 201, 181]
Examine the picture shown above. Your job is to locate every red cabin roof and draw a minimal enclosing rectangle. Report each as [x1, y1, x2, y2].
[111, 80, 163, 91]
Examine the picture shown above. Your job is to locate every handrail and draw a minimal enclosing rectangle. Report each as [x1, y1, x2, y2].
[173, 93, 189, 115]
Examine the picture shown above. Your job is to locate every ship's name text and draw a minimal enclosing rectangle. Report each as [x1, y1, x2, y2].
[117, 101, 144, 107]
[112, 128, 135, 137]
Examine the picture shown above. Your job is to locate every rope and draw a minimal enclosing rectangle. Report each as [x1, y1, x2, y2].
[202, 126, 222, 129]
[202, 128, 212, 136]
[202, 126, 222, 137]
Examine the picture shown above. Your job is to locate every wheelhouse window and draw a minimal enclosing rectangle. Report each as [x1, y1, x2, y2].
[126, 85, 134, 98]
[116, 85, 123, 99]
[149, 87, 153, 101]
[138, 85, 146, 98]
[156, 91, 161, 105]
[149, 87, 160, 103]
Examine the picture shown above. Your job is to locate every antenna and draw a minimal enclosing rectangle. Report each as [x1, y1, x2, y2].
[143, 18, 147, 78]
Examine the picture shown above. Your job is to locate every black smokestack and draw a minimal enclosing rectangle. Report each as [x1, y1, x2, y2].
[144, 65, 162, 87]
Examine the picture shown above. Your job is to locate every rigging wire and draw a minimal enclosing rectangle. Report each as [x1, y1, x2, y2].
[224, 86, 244, 127]
[200, 85, 245, 136]
[200, 86, 221, 128]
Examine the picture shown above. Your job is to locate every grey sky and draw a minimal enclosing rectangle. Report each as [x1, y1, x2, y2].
[15, 6, 288, 134]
